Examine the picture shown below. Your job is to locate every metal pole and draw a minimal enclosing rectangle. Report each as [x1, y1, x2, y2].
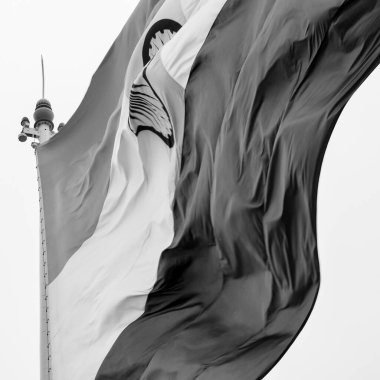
[35, 151, 52, 380]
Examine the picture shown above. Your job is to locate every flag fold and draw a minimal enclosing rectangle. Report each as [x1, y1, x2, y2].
[37, 0, 380, 379]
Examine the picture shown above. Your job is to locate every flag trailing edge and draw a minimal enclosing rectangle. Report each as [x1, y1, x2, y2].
[36, 0, 380, 379]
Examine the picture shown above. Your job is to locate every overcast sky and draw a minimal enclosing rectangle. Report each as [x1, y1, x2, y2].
[0, 1, 379, 379]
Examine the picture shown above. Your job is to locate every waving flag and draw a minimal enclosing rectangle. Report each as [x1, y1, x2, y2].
[37, 0, 380, 379]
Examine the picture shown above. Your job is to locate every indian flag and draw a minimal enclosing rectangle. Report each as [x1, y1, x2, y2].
[37, 0, 380, 379]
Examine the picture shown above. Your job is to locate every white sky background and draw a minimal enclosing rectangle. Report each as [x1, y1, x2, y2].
[0, 1, 379, 379]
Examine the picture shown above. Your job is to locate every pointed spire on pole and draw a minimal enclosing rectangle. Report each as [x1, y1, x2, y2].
[41, 54, 45, 99]
[19, 55, 65, 146]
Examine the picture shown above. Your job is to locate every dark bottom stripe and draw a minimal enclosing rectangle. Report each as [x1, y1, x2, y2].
[96, 0, 380, 378]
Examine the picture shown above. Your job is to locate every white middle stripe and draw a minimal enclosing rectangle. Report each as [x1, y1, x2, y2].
[48, 1, 229, 379]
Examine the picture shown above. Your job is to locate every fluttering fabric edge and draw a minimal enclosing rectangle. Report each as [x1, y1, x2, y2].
[96, 0, 380, 379]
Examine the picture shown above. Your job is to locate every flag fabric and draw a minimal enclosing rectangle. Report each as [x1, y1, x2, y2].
[37, 0, 380, 379]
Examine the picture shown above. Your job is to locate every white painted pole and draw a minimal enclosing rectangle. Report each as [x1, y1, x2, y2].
[36, 122, 54, 144]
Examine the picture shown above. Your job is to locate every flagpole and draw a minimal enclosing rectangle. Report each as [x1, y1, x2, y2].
[36, 150, 52, 380]
[18, 58, 65, 380]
